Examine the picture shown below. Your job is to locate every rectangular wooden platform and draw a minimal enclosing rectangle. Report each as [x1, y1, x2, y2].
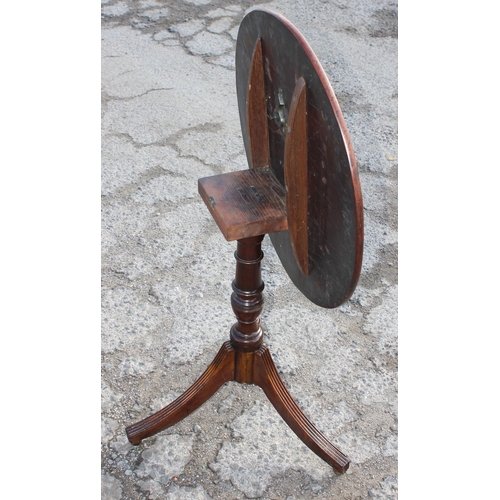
[198, 167, 288, 241]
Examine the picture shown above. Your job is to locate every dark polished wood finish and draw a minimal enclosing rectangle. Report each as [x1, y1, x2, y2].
[229, 236, 265, 353]
[236, 8, 364, 308]
[253, 346, 349, 473]
[126, 236, 350, 473]
[125, 7, 364, 476]
[126, 341, 235, 445]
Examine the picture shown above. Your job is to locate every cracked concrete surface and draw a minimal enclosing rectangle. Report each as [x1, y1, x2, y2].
[102, 0, 397, 498]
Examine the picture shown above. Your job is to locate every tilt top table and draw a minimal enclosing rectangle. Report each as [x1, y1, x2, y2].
[126, 8, 364, 475]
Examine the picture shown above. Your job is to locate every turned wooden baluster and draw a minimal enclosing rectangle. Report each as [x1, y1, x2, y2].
[231, 235, 264, 384]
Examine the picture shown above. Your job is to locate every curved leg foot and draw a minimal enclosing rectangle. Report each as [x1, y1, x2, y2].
[253, 345, 350, 474]
[126, 341, 235, 445]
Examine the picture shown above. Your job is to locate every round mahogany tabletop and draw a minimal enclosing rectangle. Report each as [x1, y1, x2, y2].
[235, 8, 364, 308]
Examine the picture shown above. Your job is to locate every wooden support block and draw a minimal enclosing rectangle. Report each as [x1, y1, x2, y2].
[247, 38, 269, 169]
[198, 167, 288, 241]
[284, 76, 309, 276]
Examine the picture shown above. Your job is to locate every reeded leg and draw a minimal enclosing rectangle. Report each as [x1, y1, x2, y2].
[126, 234, 349, 473]
[126, 341, 235, 445]
[253, 345, 350, 474]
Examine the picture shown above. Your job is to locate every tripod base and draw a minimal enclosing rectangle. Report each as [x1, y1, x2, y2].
[126, 340, 349, 474]
[127, 230, 349, 474]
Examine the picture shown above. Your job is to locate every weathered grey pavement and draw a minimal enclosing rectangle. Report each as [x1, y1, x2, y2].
[101, 1, 397, 498]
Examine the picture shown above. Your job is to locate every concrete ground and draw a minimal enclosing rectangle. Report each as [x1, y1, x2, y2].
[101, 0, 398, 498]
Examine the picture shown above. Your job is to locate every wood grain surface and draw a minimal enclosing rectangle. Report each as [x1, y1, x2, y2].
[236, 8, 364, 308]
[247, 38, 269, 169]
[198, 167, 288, 241]
[284, 76, 309, 276]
